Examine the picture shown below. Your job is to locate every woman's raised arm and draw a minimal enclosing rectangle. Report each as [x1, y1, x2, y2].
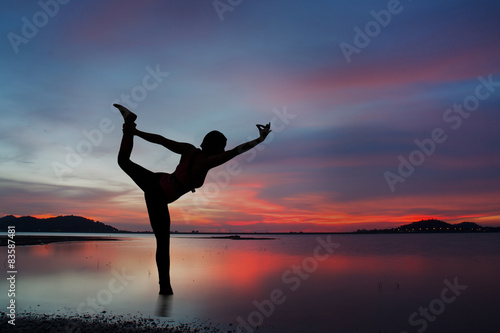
[134, 128, 195, 155]
[204, 123, 271, 168]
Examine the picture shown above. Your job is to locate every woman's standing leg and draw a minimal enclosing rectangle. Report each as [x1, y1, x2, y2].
[145, 190, 173, 295]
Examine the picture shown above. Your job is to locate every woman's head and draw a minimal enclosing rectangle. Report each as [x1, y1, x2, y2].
[201, 130, 227, 155]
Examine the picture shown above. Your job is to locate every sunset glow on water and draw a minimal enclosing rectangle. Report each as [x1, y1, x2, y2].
[3, 233, 500, 332]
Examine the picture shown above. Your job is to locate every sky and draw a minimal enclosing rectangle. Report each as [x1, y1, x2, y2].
[1, 0, 500, 232]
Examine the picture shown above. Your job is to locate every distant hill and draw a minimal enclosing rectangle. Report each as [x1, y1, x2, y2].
[357, 219, 500, 234]
[0, 215, 122, 233]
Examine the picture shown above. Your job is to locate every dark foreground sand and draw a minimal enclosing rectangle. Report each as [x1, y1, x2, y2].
[0, 235, 121, 246]
[0, 312, 226, 333]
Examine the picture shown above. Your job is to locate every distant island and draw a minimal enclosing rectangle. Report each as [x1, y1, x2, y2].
[0, 215, 125, 233]
[356, 219, 500, 234]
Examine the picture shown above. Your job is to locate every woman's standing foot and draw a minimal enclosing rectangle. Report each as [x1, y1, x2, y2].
[159, 285, 174, 295]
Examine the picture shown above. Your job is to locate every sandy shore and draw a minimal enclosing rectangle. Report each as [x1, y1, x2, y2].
[0, 312, 225, 333]
[0, 235, 121, 247]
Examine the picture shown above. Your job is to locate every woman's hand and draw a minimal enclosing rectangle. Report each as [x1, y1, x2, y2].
[257, 123, 271, 141]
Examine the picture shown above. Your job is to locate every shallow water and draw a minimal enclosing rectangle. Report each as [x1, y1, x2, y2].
[2, 233, 500, 332]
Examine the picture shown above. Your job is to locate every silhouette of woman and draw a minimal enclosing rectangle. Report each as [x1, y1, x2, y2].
[114, 104, 271, 295]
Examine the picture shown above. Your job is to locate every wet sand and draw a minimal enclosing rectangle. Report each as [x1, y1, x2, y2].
[0, 312, 224, 333]
[0, 235, 121, 246]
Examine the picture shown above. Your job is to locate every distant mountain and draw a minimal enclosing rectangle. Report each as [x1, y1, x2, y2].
[357, 219, 500, 233]
[0, 215, 122, 233]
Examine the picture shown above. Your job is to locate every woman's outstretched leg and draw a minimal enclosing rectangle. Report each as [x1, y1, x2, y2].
[117, 121, 163, 193]
[145, 191, 173, 295]
[118, 123, 135, 165]
[116, 103, 150, 188]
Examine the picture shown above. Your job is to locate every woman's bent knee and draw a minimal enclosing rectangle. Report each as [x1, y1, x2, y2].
[118, 154, 130, 170]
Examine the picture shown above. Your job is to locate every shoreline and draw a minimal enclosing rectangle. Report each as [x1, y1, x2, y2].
[0, 235, 121, 247]
[2, 230, 498, 247]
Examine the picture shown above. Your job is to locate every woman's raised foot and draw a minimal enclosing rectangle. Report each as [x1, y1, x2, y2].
[113, 104, 137, 123]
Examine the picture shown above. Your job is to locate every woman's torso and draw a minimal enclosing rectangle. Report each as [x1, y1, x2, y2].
[175, 148, 209, 189]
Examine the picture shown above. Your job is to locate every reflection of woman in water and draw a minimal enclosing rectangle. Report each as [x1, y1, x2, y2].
[114, 104, 271, 295]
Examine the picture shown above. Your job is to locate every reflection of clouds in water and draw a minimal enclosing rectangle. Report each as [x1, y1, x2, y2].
[29, 244, 55, 257]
